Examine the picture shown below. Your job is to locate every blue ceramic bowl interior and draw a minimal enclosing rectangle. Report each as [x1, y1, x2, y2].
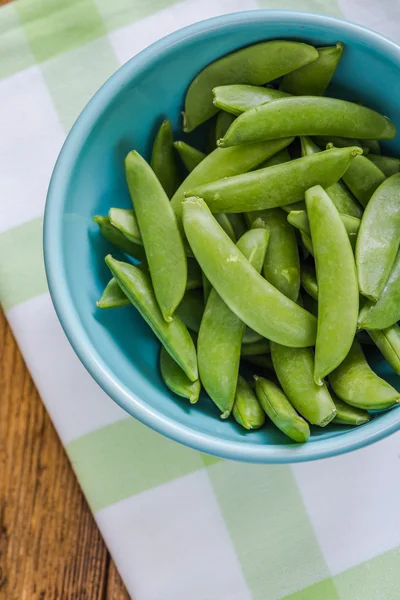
[45, 10, 400, 463]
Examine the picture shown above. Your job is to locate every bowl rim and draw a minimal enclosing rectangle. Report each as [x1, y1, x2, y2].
[44, 9, 400, 464]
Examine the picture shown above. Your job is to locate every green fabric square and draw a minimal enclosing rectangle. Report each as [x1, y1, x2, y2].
[93, 0, 180, 32]
[281, 578, 339, 600]
[201, 453, 222, 468]
[0, 4, 35, 80]
[16, 0, 107, 63]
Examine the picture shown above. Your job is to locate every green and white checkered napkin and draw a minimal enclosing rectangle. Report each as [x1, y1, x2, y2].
[2, 1, 400, 598]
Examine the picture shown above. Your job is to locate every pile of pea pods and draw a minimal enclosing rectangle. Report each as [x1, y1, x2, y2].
[94, 40, 400, 443]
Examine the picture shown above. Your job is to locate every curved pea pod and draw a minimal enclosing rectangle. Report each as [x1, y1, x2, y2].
[219, 97, 396, 147]
[306, 185, 359, 384]
[232, 376, 265, 430]
[270, 343, 336, 426]
[359, 252, 400, 330]
[243, 354, 274, 371]
[175, 289, 204, 333]
[250, 210, 300, 301]
[105, 256, 198, 381]
[212, 84, 290, 116]
[300, 136, 363, 217]
[280, 43, 344, 96]
[183, 40, 318, 132]
[125, 150, 187, 322]
[367, 325, 400, 375]
[331, 395, 370, 426]
[97, 277, 130, 309]
[160, 346, 201, 404]
[109, 208, 142, 245]
[368, 154, 400, 177]
[356, 173, 400, 301]
[342, 153, 386, 207]
[197, 228, 269, 417]
[150, 120, 180, 198]
[187, 146, 362, 213]
[300, 264, 318, 301]
[183, 197, 317, 347]
[93, 215, 146, 262]
[174, 141, 205, 172]
[329, 340, 400, 409]
[254, 376, 310, 442]
[241, 339, 270, 356]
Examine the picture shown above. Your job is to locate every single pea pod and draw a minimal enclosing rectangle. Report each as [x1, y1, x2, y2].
[97, 277, 130, 309]
[183, 40, 318, 132]
[331, 395, 370, 426]
[160, 346, 201, 404]
[280, 43, 344, 96]
[368, 154, 400, 177]
[174, 141, 205, 172]
[197, 228, 269, 417]
[306, 185, 359, 384]
[243, 354, 274, 371]
[175, 289, 204, 333]
[254, 376, 310, 442]
[213, 85, 289, 116]
[218, 97, 396, 147]
[300, 136, 363, 217]
[187, 146, 362, 213]
[183, 198, 317, 347]
[105, 256, 198, 381]
[232, 376, 265, 430]
[270, 342, 336, 426]
[367, 325, 400, 375]
[109, 208, 142, 245]
[358, 251, 400, 330]
[93, 215, 146, 262]
[341, 152, 386, 207]
[356, 173, 400, 301]
[329, 339, 400, 409]
[241, 339, 270, 356]
[300, 264, 318, 301]
[150, 120, 180, 198]
[125, 150, 187, 322]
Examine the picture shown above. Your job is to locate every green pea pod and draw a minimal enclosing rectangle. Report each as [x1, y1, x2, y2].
[105, 256, 198, 381]
[171, 137, 294, 234]
[183, 197, 317, 347]
[226, 213, 247, 240]
[109, 208, 143, 245]
[259, 148, 291, 169]
[367, 325, 400, 375]
[241, 339, 270, 356]
[329, 340, 400, 410]
[197, 228, 269, 417]
[332, 395, 370, 426]
[300, 136, 363, 217]
[125, 150, 187, 322]
[93, 215, 146, 262]
[254, 376, 310, 442]
[160, 346, 201, 404]
[270, 343, 336, 426]
[288, 209, 360, 247]
[150, 120, 180, 198]
[306, 185, 359, 384]
[359, 251, 400, 330]
[280, 43, 344, 96]
[186, 258, 202, 290]
[219, 97, 396, 147]
[187, 146, 362, 213]
[183, 40, 318, 132]
[215, 111, 235, 141]
[97, 277, 130, 309]
[368, 154, 400, 177]
[174, 141, 205, 172]
[175, 289, 204, 333]
[301, 264, 318, 301]
[356, 173, 400, 301]
[249, 210, 300, 301]
[342, 153, 386, 207]
[212, 85, 290, 116]
[243, 354, 274, 371]
[232, 376, 265, 430]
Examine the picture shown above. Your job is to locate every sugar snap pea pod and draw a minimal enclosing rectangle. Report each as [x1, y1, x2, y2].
[232, 376, 265, 430]
[341, 152, 386, 207]
[175, 289, 204, 333]
[97, 278, 130, 309]
[197, 228, 269, 417]
[306, 185, 359, 384]
[356, 173, 400, 301]
[301, 264, 318, 301]
[150, 120, 180, 198]
[368, 154, 400, 177]
[109, 208, 142, 245]
[173, 141, 205, 172]
[212, 85, 290, 116]
[363, 139, 381, 155]
[215, 111, 235, 142]
[160, 346, 201, 404]
[243, 354, 274, 371]
[331, 395, 370, 426]
[300, 136, 363, 217]
[183, 198, 317, 347]
[93, 215, 146, 262]
[254, 376, 310, 442]
[219, 97, 396, 147]
[105, 256, 197, 381]
[270, 343, 336, 425]
[280, 43, 344, 96]
[367, 325, 400, 375]
[241, 339, 270, 356]
[187, 146, 362, 213]
[359, 252, 400, 330]
[125, 150, 187, 322]
[329, 339, 400, 409]
[183, 41, 318, 132]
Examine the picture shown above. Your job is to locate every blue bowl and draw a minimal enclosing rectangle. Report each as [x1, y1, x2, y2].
[44, 10, 400, 463]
